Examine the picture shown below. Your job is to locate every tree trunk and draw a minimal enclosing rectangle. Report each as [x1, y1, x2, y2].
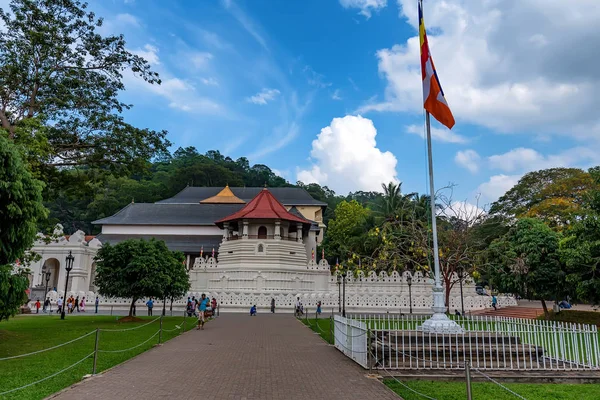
[170, 296, 173, 312]
[541, 299, 549, 320]
[162, 296, 166, 316]
[129, 298, 137, 317]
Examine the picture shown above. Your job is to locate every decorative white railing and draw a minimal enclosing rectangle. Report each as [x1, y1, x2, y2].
[334, 314, 600, 371]
[333, 315, 369, 368]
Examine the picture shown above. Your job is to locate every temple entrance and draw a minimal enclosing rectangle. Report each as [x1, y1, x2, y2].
[257, 226, 267, 239]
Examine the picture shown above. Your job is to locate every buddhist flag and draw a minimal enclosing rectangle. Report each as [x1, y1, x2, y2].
[322, 248, 325, 260]
[200, 246, 204, 258]
[419, 1, 455, 129]
[212, 247, 215, 258]
[311, 248, 315, 260]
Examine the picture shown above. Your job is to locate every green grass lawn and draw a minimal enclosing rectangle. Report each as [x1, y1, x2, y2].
[0, 314, 199, 399]
[385, 379, 600, 400]
[542, 310, 600, 327]
[301, 317, 333, 344]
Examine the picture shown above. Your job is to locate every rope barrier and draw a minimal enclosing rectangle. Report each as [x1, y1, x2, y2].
[472, 367, 528, 400]
[0, 352, 94, 396]
[98, 330, 160, 353]
[0, 330, 96, 361]
[99, 317, 160, 332]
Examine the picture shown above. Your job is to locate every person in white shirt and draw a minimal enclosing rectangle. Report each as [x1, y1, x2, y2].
[57, 297, 63, 314]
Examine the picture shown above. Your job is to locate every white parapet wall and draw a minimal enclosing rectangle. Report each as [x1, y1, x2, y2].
[35, 257, 517, 313]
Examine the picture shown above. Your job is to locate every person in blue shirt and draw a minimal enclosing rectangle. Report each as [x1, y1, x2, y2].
[197, 294, 209, 330]
[250, 305, 257, 316]
[146, 298, 154, 316]
[491, 295, 498, 311]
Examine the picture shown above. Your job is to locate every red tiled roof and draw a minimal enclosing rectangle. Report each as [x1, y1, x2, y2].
[215, 188, 310, 227]
[64, 235, 96, 242]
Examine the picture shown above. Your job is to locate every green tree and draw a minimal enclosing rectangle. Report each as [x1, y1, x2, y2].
[0, 0, 170, 175]
[0, 135, 47, 321]
[487, 218, 564, 318]
[490, 168, 596, 230]
[560, 167, 600, 305]
[94, 239, 188, 317]
[321, 200, 374, 267]
[161, 252, 190, 316]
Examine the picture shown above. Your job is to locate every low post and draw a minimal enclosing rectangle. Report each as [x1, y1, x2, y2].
[92, 328, 100, 375]
[305, 308, 308, 323]
[159, 315, 163, 344]
[110, 305, 113, 316]
[330, 315, 333, 345]
[368, 328, 372, 373]
[465, 362, 473, 400]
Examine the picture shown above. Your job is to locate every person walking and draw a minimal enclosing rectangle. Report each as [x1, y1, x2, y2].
[317, 301, 322, 315]
[492, 295, 498, 311]
[95, 296, 99, 314]
[34, 299, 41, 314]
[197, 294, 209, 330]
[57, 296, 63, 314]
[80, 297, 86, 312]
[67, 297, 73, 314]
[146, 298, 154, 316]
[211, 297, 217, 317]
[75, 296, 80, 312]
[271, 298, 275, 313]
[43, 297, 50, 313]
[295, 297, 301, 317]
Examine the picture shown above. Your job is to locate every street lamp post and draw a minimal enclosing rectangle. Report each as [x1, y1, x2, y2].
[457, 266, 465, 316]
[337, 274, 341, 313]
[342, 270, 347, 317]
[60, 251, 75, 320]
[44, 271, 51, 303]
[407, 273, 413, 314]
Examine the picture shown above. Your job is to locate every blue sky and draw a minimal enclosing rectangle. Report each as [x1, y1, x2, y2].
[88, 0, 600, 209]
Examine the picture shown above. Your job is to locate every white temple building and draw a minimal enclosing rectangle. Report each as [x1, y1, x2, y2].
[26, 186, 516, 312]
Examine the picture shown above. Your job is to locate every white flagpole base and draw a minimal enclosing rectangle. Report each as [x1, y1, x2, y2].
[418, 286, 464, 333]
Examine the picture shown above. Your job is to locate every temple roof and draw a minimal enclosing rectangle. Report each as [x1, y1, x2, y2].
[199, 185, 245, 204]
[288, 206, 321, 232]
[92, 203, 243, 226]
[215, 188, 311, 227]
[157, 186, 327, 206]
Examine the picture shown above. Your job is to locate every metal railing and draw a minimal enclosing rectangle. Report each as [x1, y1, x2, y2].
[333, 315, 369, 368]
[332, 313, 600, 371]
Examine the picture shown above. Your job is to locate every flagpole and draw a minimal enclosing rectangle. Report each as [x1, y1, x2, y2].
[425, 112, 446, 315]
[419, 3, 462, 333]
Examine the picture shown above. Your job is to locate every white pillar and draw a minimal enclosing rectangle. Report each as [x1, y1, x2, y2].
[274, 220, 281, 240]
[223, 222, 229, 240]
[242, 220, 249, 239]
[296, 223, 303, 243]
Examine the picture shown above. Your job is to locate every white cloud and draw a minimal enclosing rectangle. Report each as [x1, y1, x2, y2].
[455, 150, 480, 174]
[115, 13, 140, 27]
[297, 115, 398, 194]
[339, 0, 387, 18]
[359, 0, 600, 139]
[247, 88, 280, 105]
[130, 44, 160, 65]
[304, 66, 331, 88]
[440, 201, 486, 223]
[406, 124, 467, 143]
[477, 174, 521, 203]
[332, 89, 342, 100]
[221, 0, 269, 51]
[201, 77, 219, 86]
[488, 147, 600, 173]
[189, 52, 213, 69]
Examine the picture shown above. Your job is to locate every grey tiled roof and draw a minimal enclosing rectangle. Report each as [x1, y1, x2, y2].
[157, 187, 327, 206]
[288, 206, 320, 232]
[96, 234, 223, 253]
[92, 203, 244, 226]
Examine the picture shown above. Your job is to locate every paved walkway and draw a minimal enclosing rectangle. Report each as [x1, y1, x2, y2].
[51, 314, 399, 400]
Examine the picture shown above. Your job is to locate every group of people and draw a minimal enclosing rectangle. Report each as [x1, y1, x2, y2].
[294, 298, 322, 317]
[54, 295, 87, 314]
